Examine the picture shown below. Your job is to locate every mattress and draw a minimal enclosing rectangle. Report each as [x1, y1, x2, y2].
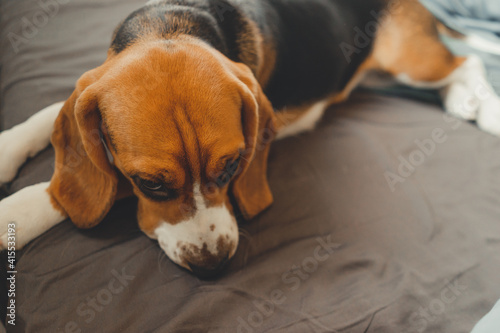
[1, 1, 500, 332]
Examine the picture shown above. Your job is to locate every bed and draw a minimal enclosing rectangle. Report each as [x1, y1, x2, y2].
[1, 1, 500, 332]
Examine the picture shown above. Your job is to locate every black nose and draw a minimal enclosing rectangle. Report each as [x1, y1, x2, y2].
[188, 255, 230, 279]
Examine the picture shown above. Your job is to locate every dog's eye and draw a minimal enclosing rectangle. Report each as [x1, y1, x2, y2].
[216, 157, 241, 187]
[134, 177, 175, 201]
[142, 180, 163, 191]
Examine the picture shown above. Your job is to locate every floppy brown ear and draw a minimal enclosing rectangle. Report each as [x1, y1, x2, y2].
[231, 64, 277, 220]
[48, 75, 118, 228]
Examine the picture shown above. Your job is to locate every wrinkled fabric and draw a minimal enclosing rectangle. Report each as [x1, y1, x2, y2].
[1, 1, 500, 332]
[420, 0, 500, 43]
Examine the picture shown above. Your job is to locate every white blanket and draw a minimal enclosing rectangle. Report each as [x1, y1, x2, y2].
[471, 299, 500, 333]
[420, 0, 500, 43]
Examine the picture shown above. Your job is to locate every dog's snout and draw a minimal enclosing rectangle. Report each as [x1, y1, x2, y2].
[187, 253, 230, 279]
[154, 206, 239, 276]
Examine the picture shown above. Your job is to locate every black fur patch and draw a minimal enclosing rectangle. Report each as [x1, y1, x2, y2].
[110, 0, 387, 109]
[259, 0, 386, 109]
[111, 2, 228, 55]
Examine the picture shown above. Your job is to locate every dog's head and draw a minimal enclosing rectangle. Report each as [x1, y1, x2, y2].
[48, 39, 276, 277]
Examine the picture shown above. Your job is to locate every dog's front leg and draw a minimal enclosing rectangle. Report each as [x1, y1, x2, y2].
[0, 101, 64, 184]
[0, 182, 66, 249]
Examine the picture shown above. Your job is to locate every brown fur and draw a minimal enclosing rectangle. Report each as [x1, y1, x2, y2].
[370, 0, 466, 81]
[49, 0, 466, 235]
[49, 67, 118, 228]
[49, 36, 276, 235]
[277, 0, 467, 122]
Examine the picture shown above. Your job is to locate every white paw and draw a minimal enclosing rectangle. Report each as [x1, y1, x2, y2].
[0, 182, 66, 250]
[0, 101, 63, 184]
[441, 82, 480, 121]
[0, 129, 34, 184]
[440, 55, 500, 137]
[440, 55, 486, 121]
[477, 94, 500, 137]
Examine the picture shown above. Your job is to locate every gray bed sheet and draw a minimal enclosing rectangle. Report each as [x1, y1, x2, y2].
[1, 1, 500, 332]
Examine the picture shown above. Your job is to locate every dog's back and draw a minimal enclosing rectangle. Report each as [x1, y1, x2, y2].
[110, 0, 386, 109]
[247, 0, 386, 108]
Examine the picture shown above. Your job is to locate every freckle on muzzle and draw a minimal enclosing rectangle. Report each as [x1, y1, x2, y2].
[182, 236, 235, 279]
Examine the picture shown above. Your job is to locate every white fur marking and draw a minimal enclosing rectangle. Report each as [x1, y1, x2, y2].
[193, 182, 206, 211]
[276, 100, 328, 140]
[396, 73, 453, 90]
[442, 55, 500, 134]
[397, 55, 500, 136]
[153, 183, 239, 268]
[0, 101, 64, 183]
[0, 182, 66, 249]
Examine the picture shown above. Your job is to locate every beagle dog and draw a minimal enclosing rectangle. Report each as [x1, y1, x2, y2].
[1, 0, 499, 277]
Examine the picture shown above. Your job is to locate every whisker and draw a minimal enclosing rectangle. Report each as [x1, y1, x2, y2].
[238, 228, 252, 241]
